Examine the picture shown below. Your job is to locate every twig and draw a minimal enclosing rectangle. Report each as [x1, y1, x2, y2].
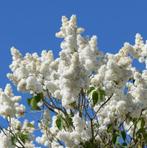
[93, 94, 113, 119]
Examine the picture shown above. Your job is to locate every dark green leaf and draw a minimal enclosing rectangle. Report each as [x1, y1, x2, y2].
[34, 93, 44, 102]
[107, 124, 113, 133]
[11, 133, 29, 145]
[11, 136, 17, 145]
[69, 101, 77, 109]
[121, 131, 126, 141]
[66, 116, 73, 128]
[143, 132, 147, 143]
[98, 88, 105, 100]
[27, 123, 34, 128]
[122, 143, 127, 146]
[27, 93, 44, 110]
[140, 117, 145, 129]
[112, 133, 119, 144]
[56, 115, 63, 130]
[30, 98, 41, 110]
[27, 98, 32, 105]
[18, 133, 29, 143]
[91, 90, 99, 106]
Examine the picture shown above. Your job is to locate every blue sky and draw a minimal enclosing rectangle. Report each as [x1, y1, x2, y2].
[0, 0, 147, 147]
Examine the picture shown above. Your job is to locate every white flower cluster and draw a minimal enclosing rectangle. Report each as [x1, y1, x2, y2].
[0, 84, 25, 118]
[11, 118, 35, 148]
[56, 16, 102, 107]
[36, 113, 92, 148]
[57, 114, 91, 147]
[94, 90, 131, 131]
[0, 118, 35, 148]
[0, 131, 14, 148]
[4, 15, 147, 147]
[8, 15, 101, 108]
[91, 52, 132, 92]
[91, 34, 147, 136]
[36, 110, 52, 147]
[7, 47, 59, 94]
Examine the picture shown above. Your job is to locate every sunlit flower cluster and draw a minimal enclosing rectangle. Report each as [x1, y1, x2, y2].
[0, 15, 147, 147]
[0, 84, 25, 118]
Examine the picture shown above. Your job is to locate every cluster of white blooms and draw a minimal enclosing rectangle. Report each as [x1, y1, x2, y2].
[56, 15, 101, 74]
[36, 113, 92, 147]
[36, 114, 58, 147]
[91, 52, 132, 92]
[126, 69, 147, 117]
[57, 113, 91, 147]
[55, 15, 102, 107]
[10, 118, 35, 147]
[0, 131, 14, 148]
[2, 15, 147, 147]
[90, 33, 147, 134]
[94, 89, 132, 132]
[0, 84, 25, 118]
[0, 118, 35, 148]
[8, 15, 101, 108]
[7, 47, 59, 95]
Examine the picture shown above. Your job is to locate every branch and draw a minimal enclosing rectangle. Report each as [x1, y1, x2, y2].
[93, 94, 113, 119]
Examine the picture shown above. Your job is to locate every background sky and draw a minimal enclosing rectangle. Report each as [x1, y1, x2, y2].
[0, 0, 147, 147]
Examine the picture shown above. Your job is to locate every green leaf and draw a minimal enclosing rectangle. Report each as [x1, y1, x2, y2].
[69, 101, 77, 109]
[137, 128, 145, 135]
[98, 88, 105, 100]
[81, 140, 98, 148]
[56, 115, 63, 130]
[30, 98, 41, 110]
[34, 93, 44, 101]
[18, 133, 29, 143]
[27, 123, 34, 128]
[66, 115, 73, 128]
[11, 136, 17, 145]
[27, 98, 32, 105]
[112, 133, 119, 144]
[11, 133, 29, 145]
[91, 90, 99, 106]
[89, 88, 105, 106]
[137, 117, 145, 129]
[107, 124, 113, 133]
[27, 93, 43, 110]
[121, 131, 126, 141]
[87, 86, 95, 95]
[140, 118, 145, 128]
[122, 143, 127, 146]
[143, 132, 147, 143]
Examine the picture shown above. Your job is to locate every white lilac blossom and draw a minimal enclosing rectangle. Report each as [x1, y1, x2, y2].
[0, 84, 25, 118]
[7, 47, 60, 96]
[0, 131, 14, 148]
[57, 114, 91, 147]
[1, 15, 147, 147]
[0, 118, 35, 148]
[7, 16, 100, 108]
[36, 114, 57, 147]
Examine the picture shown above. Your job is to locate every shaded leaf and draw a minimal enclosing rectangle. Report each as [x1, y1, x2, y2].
[92, 90, 99, 106]
[112, 133, 119, 144]
[18, 133, 29, 143]
[69, 101, 77, 109]
[98, 88, 105, 100]
[121, 131, 126, 141]
[27, 123, 34, 128]
[27, 93, 43, 110]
